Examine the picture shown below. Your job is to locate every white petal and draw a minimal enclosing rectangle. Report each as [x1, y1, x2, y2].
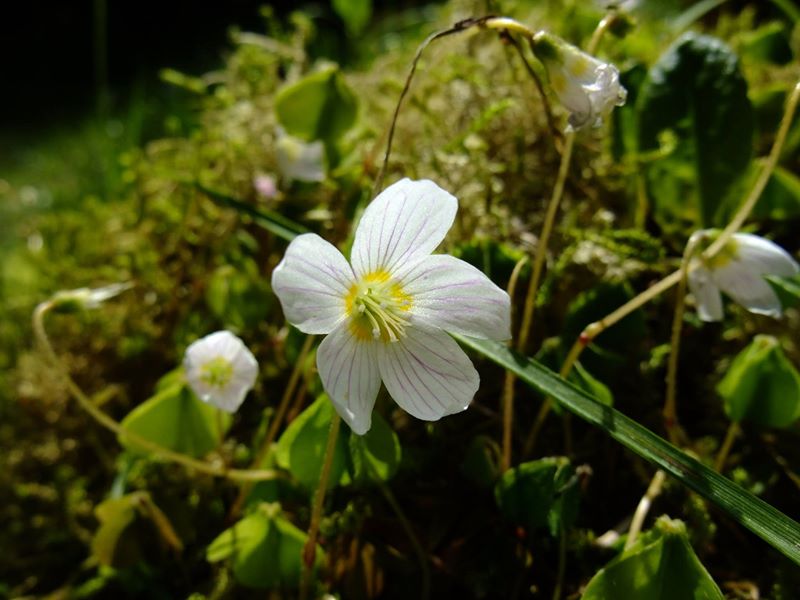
[377, 326, 479, 422]
[714, 234, 799, 318]
[350, 178, 457, 278]
[316, 324, 381, 435]
[184, 331, 258, 413]
[271, 233, 355, 334]
[395, 254, 511, 340]
[276, 132, 326, 183]
[688, 267, 724, 322]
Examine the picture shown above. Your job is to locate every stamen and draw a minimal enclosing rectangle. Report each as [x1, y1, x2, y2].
[346, 271, 412, 343]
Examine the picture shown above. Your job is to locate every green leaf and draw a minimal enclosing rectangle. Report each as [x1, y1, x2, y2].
[454, 334, 800, 565]
[275, 66, 357, 145]
[275, 396, 348, 490]
[766, 272, 800, 309]
[346, 412, 402, 484]
[737, 21, 793, 65]
[332, 0, 372, 35]
[638, 32, 754, 229]
[571, 362, 613, 407]
[206, 504, 321, 589]
[119, 384, 229, 458]
[716, 335, 800, 428]
[92, 496, 140, 568]
[495, 457, 580, 537]
[581, 516, 723, 599]
[194, 183, 308, 242]
[461, 435, 501, 488]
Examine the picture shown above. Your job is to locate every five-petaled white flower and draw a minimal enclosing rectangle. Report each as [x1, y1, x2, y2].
[688, 230, 799, 322]
[184, 331, 259, 413]
[271, 178, 512, 434]
[531, 31, 627, 131]
[275, 127, 326, 183]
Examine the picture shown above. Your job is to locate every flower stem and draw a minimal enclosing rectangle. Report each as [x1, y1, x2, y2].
[33, 301, 281, 483]
[714, 421, 740, 473]
[502, 256, 529, 471]
[625, 470, 666, 550]
[517, 133, 576, 353]
[299, 413, 342, 600]
[552, 526, 567, 600]
[664, 235, 701, 444]
[229, 334, 314, 519]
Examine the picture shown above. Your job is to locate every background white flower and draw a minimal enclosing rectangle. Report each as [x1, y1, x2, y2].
[271, 178, 512, 434]
[688, 231, 799, 322]
[184, 330, 259, 413]
[275, 127, 326, 183]
[531, 31, 627, 131]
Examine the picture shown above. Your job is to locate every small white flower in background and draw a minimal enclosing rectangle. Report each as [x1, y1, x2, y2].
[275, 128, 326, 183]
[531, 31, 627, 131]
[52, 282, 133, 311]
[271, 178, 512, 435]
[253, 173, 278, 199]
[184, 331, 258, 413]
[688, 230, 799, 322]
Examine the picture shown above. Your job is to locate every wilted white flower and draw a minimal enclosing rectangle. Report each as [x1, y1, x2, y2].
[531, 31, 627, 131]
[688, 230, 799, 322]
[271, 178, 511, 434]
[51, 282, 133, 311]
[275, 128, 326, 183]
[184, 331, 258, 413]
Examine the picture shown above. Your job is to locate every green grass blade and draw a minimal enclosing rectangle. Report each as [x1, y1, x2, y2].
[194, 183, 308, 242]
[455, 334, 800, 565]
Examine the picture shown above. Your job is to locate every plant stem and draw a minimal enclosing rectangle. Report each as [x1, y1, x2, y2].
[229, 334, 314, 519]
[663, 235, 701, 444]
[714, 421, 740, 473]
[552, 526, 567, 600]
[502, 256, 529, 471]
[299, 413, 342, 600]
[517, 133, 576, 353]
[625, 470, 666, 550]
[33, 301, 281, 483]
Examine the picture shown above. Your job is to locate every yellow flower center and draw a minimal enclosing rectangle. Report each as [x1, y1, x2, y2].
[200, 357, 234, 388]
[695, 231, 739, 270]
[345, 270, 413, 343]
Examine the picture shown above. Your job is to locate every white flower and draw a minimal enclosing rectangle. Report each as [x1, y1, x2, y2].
[253, 173, 278, 199]
[52, 282, 133, 311]
[271, 178, 512, 434]
[531, 31, 627, 131]
[688, 231, 799, 322]
[275, 128, 326, 183]
[183, 331, 259, 413]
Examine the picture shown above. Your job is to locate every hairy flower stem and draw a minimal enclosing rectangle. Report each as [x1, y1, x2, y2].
[228, 334, 314, 520]
[300, 413, 342, 600]
[625, 470, 666, 550]
[32, 301, 281, 483]
[501, 256, 530, 471]
[714, 421, 741, 473]
[663, 236, 702, 444]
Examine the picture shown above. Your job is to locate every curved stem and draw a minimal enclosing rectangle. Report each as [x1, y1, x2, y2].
[705, 80, 800, 259]
[229, 334, 315, 519]
[714, 421, 740, 473]
[625, 470, 666, 550]
[299, 413, 342, 600]
[33, 301, 281, 483]
[663, 235, 701, 444]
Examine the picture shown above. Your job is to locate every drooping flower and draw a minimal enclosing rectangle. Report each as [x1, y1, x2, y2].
[275, 128, 326, 183]
[184, 331, 259, 413]
[531, 31, 627, 131]
[51, 282, 133, 311]
[687, 230, 799, 322]
[271, 178, 512, 434]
